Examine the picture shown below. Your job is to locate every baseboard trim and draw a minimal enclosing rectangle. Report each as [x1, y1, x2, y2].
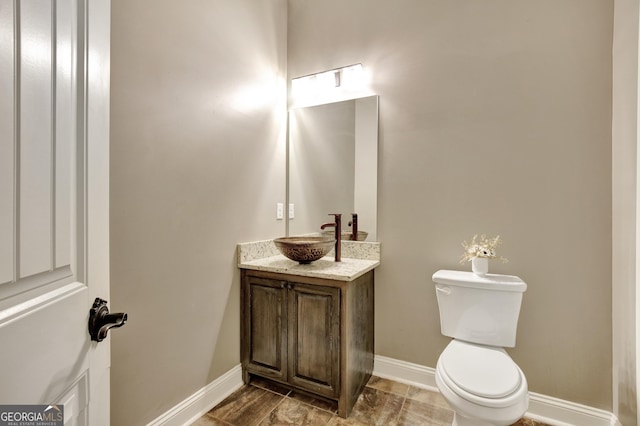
[373, 354, 439, 391]
[146, 364, 243, 426]
[373, 355, 621, 426]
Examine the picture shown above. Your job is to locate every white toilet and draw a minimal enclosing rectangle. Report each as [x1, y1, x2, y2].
[432, 269, 528, 426]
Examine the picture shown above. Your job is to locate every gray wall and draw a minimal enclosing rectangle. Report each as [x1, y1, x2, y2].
[110, 1, 287, 424]
[288, 0, 612, 410]
[111, 1, 616, 424]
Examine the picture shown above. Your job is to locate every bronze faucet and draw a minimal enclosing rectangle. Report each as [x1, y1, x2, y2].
[320, 213, 341, 262]
[348, 213, 358, 241]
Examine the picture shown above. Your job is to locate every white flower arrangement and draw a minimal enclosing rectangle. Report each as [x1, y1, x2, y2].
[460, 234, 508, 264]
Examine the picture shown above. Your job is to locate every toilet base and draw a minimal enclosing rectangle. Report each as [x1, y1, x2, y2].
[452, 412, 497, 426]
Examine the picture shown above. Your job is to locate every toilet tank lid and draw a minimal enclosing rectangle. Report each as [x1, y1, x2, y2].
[432, 270, 527, 292]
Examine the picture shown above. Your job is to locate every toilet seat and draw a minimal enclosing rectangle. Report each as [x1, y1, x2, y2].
[437, 340, 527, 409]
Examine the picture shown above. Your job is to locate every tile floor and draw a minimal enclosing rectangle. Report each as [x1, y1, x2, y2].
[192, 376, 549, 426]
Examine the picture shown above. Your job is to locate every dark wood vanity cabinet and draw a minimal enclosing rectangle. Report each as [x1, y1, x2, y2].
[241, 269, 374, 418]
[241, 273, 340, 397]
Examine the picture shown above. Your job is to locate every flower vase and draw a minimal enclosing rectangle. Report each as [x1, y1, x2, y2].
[471, 257, 488, 276]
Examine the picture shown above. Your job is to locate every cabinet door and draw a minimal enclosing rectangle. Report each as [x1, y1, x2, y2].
[288, 282, 341, 398]
[244, 276, 288, 381]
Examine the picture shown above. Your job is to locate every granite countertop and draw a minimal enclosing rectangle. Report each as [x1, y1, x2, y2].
[237, 239, 380, 281]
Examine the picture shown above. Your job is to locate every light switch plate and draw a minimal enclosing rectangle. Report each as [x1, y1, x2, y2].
[276, 203, 284, 220]
[289, 203, 295, 219]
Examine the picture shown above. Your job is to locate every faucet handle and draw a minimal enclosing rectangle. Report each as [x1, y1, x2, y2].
[348, 213, 358, 240]
[326, 214, 341, 262]
[328, 214, 341, 229]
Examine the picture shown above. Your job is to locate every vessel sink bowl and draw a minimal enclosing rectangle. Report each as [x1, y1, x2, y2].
[322, 230, 368, 241]
[274, 237, 335, 264]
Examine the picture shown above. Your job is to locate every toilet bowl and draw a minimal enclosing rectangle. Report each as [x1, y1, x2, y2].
[435, 340, 528, 426]
[432, 270, 529, 426]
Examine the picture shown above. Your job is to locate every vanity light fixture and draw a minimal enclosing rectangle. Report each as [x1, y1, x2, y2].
[291, 64, 366, 106]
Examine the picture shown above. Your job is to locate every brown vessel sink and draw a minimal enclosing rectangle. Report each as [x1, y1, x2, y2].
[274, 236, 335, 264]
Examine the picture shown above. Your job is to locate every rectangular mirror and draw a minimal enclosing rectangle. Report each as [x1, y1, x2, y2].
[287, 95, 379, 241]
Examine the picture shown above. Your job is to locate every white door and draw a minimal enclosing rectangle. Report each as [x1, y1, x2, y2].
[0, 1, 112, 425]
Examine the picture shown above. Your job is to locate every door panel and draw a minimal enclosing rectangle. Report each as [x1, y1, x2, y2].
[0, 283, 88, 403]
[58, 372, 89, 426]
[1, 0, 76, 292]
[246, 277, 287, 381]
[54, 0, 74, 269]
[0, 1, 111, 424]
[19, 0, 54, 278]
[288, 283, 340, 397]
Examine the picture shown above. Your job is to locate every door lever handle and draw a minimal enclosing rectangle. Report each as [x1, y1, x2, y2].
[88, 298, 128, 342]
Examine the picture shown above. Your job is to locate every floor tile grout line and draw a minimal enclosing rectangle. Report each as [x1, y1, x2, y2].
[205, 412, 235, 426]
[252, 395, 287, 426]
[255, 379, 343, 414]
[397, 395, 409, 424]
[249, 383, 339, 420]
[232, 385, 287, 426]
[284, 395, 338, 417]
[250, 382, 293, 398]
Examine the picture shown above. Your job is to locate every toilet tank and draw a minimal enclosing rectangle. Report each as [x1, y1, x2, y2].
[432, 270, 527, 348]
